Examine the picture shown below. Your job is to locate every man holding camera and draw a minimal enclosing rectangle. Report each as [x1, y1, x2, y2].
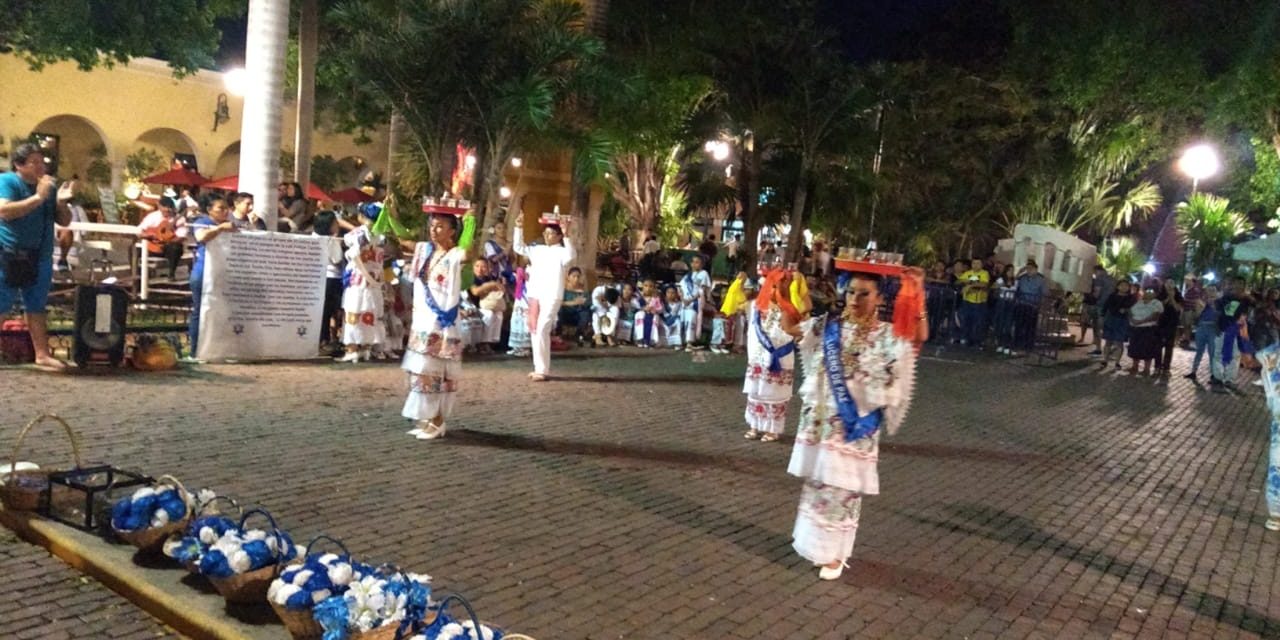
[958, 257, 990, 347]
[0, 143, 75, 370]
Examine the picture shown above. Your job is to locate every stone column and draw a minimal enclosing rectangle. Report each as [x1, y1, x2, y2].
[238, 0, 290, 230]
[292, 0, 318, 190]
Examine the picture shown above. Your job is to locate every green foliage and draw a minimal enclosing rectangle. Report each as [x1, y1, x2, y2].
[0, 0, 243, 75]
[1098, 236, 1144, 280]
[328, 0, 602, 223]
[85, 144, 112, 185]
[123, 148, 165, 183]
[656, 160, 694, 247]
[597, 193, 629, 244]
[279, 150, 296, 181]
[1176, 193, 1251, 274]
[310, 155, 343, 191]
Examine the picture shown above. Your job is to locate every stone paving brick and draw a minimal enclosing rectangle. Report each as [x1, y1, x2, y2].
[2, 347, 1280, 639]
[0, 528, 176, 639]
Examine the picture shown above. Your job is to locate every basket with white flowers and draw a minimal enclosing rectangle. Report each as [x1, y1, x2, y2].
[198, 508, 299, 603]
[162, 495, 242, 572]
[310, 564, 433, 640]
[268, 535, 371, 639]
[109, 475, 194, 552]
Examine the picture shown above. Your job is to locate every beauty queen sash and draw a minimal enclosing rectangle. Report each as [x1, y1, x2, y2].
[754, 310, 795, 372]
[416, 242, 459, 328]
[823, 317, 883, 442]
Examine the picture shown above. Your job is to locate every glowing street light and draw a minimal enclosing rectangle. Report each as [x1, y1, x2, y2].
[223, 68, 248, 97]
[510, 157, 523, 168]
[704, 140, 730, 162]
[1204, 271, 1216, 283]
[1177, 144, 1220, 193]
[499, 186, 512, 199]
[1142, 261, 1157, 275]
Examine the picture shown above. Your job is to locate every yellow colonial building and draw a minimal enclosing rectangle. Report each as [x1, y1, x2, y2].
[0, 54, 575, 222]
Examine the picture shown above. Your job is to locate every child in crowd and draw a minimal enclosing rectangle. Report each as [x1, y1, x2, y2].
[617, 282, 641, 345]
[591, 283, 621, 347]
[507, 267, 532, 357]
[339, 204, 386, 363]
[662, 285, 684, 349]
[634, 279, 664, 348]
[711, 272, 750, 354]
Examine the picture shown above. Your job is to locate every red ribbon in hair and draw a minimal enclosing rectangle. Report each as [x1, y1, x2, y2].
[892, 273, 924, 341]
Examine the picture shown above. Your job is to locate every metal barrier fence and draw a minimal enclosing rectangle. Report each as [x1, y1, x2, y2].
[901, 283, 1064, 362]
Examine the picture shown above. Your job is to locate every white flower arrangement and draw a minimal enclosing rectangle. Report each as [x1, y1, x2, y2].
[268, 552, 365, 611]
[411, 620, 501, 640]
[197, 527, 297, 578]
[312, 570, 433, 638]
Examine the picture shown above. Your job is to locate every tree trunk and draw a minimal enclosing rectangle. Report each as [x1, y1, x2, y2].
[238, 0, 290, 231]
[568, 174, 592, 273]
[741, 138, 762, 274]
[784, 157, 811, 264]
[385, 110, 406, 192]
[292, 0, 318, 189]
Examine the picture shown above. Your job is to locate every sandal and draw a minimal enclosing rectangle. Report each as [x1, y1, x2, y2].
[743, 430, 760, 440]
[415, 421, 446, 440]
[760, 433, 779, 443]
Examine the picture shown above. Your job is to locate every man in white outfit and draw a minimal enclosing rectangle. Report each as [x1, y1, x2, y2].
[513, 214, 575, 380]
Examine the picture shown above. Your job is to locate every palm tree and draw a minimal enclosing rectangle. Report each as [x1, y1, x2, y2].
[1098, 236, 1144, 280]
[1176, 193, 1250, 274]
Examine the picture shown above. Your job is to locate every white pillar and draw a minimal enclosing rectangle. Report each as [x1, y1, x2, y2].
[238, 0, 290, 231]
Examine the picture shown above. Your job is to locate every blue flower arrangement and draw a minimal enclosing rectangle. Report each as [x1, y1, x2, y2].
[162, 513, 238, 566]
[410, 615, 504, 640]
[267, 550, 373, 612]
[197, 526, 297, 578]
[110, 484, 189, 532]
[312, 571, 432, 639]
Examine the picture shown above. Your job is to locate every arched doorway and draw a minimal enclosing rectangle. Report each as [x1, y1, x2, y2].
[133, 127, 200, 173]
[213, 141, 240, 178]
[28, 114, 111, 183]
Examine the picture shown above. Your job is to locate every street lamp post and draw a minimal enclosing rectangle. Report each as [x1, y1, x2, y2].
[1177, 144, 1221, 281]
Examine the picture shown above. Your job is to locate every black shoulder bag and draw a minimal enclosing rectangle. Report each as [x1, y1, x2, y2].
[1, 187, 50, 289]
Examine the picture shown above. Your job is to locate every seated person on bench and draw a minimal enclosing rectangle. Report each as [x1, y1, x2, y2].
[138, 196, 186, 280]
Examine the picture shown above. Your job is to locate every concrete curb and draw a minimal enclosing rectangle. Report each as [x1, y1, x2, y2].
[0, 509, 283, 640]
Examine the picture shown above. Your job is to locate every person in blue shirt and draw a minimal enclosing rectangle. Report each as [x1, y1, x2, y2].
[0, 143, 76, 370]
[1012, 259, 1051, 353]
[186, 197, 237, 360]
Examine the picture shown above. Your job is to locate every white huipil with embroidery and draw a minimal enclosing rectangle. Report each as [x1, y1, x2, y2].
[680, 268, 712, 344]
[341, 226, 386, 346]
[401, 241, 466, 423]
[788, 315, 917, 566]
[743, 304, 797, 434]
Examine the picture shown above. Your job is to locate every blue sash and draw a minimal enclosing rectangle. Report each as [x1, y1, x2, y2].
[754, 311, 795, 373]
[823, 317, 883, 442]
[682, 273, 702, 316]
[417, 242, 459, 328]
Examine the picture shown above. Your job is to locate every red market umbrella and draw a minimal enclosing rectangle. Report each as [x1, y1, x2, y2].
[205, 175, 334, 202]
[330, 187, 375, 204]
[140, 167, 209, 186]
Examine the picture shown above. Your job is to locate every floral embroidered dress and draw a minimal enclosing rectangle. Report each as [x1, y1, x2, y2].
[787, 315, 917, 565]
[341, 225, 386, 347]
[743, 305, 797, 435]
[401, 241, 466, 424]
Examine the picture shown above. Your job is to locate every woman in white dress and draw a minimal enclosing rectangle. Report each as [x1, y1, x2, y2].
[401, 210, 471, 440]
[785, 264, 927, 580]
[742, 269, 801, 442]
[338, 206, 386, 363]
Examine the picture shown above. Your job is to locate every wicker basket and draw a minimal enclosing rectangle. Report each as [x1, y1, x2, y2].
[207, 508, 287, 604]
[113, 475, 193, 553]
[1, 414, 82, 511]
[270, 535, 353, 640]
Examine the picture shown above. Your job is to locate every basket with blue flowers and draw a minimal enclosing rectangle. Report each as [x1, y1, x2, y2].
[110, 475, 193, 552]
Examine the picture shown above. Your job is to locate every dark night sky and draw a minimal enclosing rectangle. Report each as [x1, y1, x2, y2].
[212, 0, 995, 70]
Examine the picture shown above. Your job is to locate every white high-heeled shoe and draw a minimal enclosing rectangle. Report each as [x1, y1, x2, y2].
[415, 422, 446, 440]
[818, 561, 848, 581]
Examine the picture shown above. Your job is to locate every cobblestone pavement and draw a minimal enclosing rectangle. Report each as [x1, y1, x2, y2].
[0, 527, 176, 639]
[2, 345, 1279, 640]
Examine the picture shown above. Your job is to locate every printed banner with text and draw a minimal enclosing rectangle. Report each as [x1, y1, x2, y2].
[197, 232, 327, 361]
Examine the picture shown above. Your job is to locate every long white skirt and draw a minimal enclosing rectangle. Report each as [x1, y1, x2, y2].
[342, 283, 384, 346]
[792, 479, 862, 565]
[401, 350, 460, 422]
[479, 309, 504, 343]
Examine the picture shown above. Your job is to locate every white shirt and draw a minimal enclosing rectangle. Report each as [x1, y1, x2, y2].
[642, 239, 660, 255]
[513, 226, 576, 303]
[681, 269, 712, 306]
